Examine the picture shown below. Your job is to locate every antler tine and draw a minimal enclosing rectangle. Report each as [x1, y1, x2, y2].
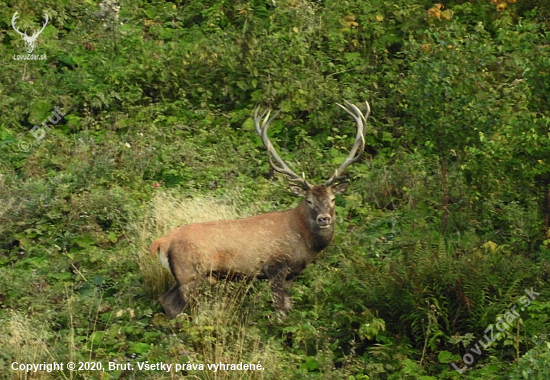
[253, 106, 272, 136]
[325, 100, 370, 186]
[253, 106, 310, 188]
[11, 12, 27, 37]
[35, 14, 49, 36]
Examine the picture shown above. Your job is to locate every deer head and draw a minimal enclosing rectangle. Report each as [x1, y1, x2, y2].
[253, 101, 370, 230]
[12, 11, 49, 54]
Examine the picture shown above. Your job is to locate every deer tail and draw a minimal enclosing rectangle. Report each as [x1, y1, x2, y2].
[149, 238, 162, 258]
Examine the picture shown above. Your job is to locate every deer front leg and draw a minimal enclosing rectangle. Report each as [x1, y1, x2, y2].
[267, 265, 291, 317]
[283, 277, 295, 313]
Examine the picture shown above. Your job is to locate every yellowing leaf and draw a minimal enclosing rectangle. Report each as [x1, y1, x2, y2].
[427, 4, 444, 21]
[292, 27, 299, 33]
[375, 15, 384, 22]
[482, 241, 498, 253]
[441, 9, 453, 20]
[340, 15, 359, 28]
[496, 2, 507, 11]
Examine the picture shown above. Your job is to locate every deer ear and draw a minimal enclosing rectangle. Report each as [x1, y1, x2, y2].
[331, 182, 349, 194]
[289, 185, 307, 197]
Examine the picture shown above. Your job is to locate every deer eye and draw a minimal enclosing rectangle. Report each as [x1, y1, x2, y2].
[330, 197, 336, 203]
[307, 199, 313, 205]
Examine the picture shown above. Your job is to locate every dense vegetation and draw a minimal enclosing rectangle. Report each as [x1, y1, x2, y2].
[1, 0, 550, 378]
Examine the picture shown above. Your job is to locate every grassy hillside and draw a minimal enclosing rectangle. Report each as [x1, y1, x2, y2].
[1, 0, 550, 378]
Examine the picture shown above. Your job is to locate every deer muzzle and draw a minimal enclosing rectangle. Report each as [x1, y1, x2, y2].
[316, 214, 332, 228]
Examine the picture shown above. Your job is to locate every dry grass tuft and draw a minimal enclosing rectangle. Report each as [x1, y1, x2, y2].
[186, 282, 277, 380]
[0, 311, 52, 380]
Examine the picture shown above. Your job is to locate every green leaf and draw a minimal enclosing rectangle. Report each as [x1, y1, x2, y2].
[48, 272, 72, 281]
[28, 101, 51, 125]
[438, 350, 453, 363]
[129, 342, 150, 354]
[90, 331, 105, 346]
[303, 356, 319, 372]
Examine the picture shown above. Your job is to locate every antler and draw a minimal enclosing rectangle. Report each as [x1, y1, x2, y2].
[32, 14, 49, 38]
[254, 107, 311, 189]
[324, 100, 370, 186]
[11, 12, 27, 37]
[11, 12, 48, 38]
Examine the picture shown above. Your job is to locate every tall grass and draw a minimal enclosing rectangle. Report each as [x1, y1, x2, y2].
[1, 311, 53, 380]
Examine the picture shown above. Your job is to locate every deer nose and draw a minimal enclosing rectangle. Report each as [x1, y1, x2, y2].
[317, 215, 331, 227]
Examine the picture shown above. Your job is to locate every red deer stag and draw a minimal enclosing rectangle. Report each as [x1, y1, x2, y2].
[150, 101, 370, 318]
